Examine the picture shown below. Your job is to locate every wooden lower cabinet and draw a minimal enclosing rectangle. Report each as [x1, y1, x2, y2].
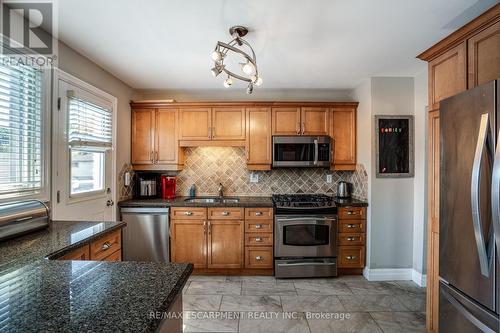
[171, 220, 207, 268]
[207, 220, 244, 268]
[245, 247, 273, 269]
[337, 207, 366, 270]
[338, 246, 365, 268]
[56, 229, 122, 262]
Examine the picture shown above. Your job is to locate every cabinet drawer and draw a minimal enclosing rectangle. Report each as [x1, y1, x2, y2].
[102, 250, 122, 262]
[338, 233, 365, 246]
[245, 246, 273, 268]
[245, 220, 273, 233]
[338, 207, 366, 219]
[245, 233, 273, 246]
[245, 207, 273, 219]
[338, 246, 365, 268]
[339, 220, 365, 233]
[171, 207, 207, 220]
[58, 245, 90, 260]
[208, 207, 243, 219]
[90, 229, 122, 261]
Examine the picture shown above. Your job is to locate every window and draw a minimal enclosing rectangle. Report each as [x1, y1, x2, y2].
[67, 92, 112, 196]
[0, 64, 43, 196]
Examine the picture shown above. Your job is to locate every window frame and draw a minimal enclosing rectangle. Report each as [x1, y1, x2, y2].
[0, 61, 51, 202]
[68, 147, 106, 198]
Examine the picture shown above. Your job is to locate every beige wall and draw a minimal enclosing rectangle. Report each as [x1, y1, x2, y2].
[57, 41, 135, 203]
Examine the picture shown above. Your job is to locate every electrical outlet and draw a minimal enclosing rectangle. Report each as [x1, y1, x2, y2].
[250, 173, 259, 183]
[326, 174, 333, 183]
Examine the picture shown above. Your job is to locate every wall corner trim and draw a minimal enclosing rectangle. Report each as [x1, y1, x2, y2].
[411, 269, 427, 287]
[362, 267, 427, 287]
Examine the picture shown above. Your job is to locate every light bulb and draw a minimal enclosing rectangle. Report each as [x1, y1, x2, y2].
[254, 76, 263, 86]
[246, 83, 254, 94]
[211, 66, 222, 77]
[211, 50, 223, 62]
[242, 61, 255, 75]
[223, 77, 232, 88]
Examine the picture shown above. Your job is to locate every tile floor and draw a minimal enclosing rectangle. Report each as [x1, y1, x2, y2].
[181, 275, 426, 333]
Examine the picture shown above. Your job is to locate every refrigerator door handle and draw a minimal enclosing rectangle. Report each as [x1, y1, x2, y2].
[491, 127, 500, 259]
[471, 113, 493, 277]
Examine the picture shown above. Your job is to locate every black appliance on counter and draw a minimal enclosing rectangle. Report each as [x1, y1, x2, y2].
[273, 194, 337, 278]
[439, 79, 499, 332]
[133, 172, 160, 199]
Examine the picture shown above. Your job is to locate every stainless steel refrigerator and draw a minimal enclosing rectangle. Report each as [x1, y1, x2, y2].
[440, 79, 500, 333]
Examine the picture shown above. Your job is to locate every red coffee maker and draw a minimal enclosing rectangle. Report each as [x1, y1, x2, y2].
[161, 176, 176, 199]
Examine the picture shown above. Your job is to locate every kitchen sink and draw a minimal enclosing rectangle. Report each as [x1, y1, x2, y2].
[183, 197, 240, 204]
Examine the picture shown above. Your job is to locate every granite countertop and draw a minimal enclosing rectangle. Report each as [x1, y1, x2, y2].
[0, 220, 125, 270]
[333, 197, 369, 207]
[0, 220, 193, 333]
[0, 260, 192, 333]
[119, 196, 274, 208]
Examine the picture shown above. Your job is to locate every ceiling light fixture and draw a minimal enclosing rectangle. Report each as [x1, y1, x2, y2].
[210, 25, 262, 94]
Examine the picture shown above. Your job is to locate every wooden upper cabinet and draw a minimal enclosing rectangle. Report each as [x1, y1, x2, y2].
[212, 107, 246, 140]
[272, 107, 301, 135]
[246, 108, 272, 169]
[301, 107, 329, 135]
[131, 109, 155, 164]
[156, 109, 180, 164]
[179, 108, 211, 140]
[207, 220, 244, 268]
[171, 220, 207, 268]
[468, 21, 500, 88]
[331, 107, 357, 170]
[428, 42, 467, 109]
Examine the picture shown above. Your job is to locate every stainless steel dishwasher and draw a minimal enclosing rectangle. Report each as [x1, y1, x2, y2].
[120, 207, 170, 262]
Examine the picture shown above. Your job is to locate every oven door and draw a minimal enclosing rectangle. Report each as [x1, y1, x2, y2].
[275, 215, 337, 258]
[272, 136, 331, 167]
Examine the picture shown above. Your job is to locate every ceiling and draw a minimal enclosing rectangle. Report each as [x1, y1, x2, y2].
[57, 0, 496, 90]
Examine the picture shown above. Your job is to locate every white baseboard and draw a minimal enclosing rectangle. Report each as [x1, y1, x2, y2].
[363, 267, 413, 281]
[411, 269, 427, 287]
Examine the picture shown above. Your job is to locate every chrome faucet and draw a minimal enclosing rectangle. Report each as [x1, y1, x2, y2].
[218, 183, 224, 197]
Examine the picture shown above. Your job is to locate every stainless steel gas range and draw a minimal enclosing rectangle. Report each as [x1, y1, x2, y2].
[273, 194, 338, 278]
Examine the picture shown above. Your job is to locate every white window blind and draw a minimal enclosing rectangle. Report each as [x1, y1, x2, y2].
[0, 64, 43, 195]
[67, 91, 112, 149]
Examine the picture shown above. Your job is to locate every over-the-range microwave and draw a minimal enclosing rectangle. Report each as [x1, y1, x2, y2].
[272, 136, 332, 168]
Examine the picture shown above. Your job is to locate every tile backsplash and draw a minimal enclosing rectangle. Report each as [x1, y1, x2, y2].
[170, 147, 367, 200]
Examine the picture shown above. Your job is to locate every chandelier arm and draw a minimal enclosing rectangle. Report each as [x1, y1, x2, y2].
[216, 41, 256, 65]
[221, 68, 252, 83]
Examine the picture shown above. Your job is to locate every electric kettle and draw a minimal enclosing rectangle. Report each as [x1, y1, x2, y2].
[337, 181, 352, 198]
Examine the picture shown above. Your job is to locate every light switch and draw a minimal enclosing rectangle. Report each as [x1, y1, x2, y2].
[326, 174, 333, 183]
[250, 173, 259, 183]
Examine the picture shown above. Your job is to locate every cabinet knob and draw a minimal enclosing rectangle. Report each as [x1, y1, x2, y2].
[184, 211, 193, 216]
[255, 224, 262, 229]
[255, 256, 263, 261]
[255, 211, 263, 216]
[347, 237, 355, 241]
[347, 224, 356, 228]
[101, 241, 112, 251]
[346, 255, 357, 260]
[222, 211, 230, 216]
[255, 237, 262, 242]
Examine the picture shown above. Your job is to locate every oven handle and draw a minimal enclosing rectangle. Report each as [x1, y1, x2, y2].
[277, 262, 337, 267]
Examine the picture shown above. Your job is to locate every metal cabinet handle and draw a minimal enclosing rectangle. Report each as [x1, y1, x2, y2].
[154, 151, 158, 163]
[203, 221, 207, 233]
[184, 211, 193, 216]
[208, 221, 211, 234]
[346, 255, 357, 260]
[301, 122, 305, 135]
[255, 256, 263, 261]
[221, 211, 230, 216]
[101, 241, 112, 251]
[296, 122, 301, 134]
[150, 151, 154, 163]
[346, 237, 355, 241]
[347, 224, 356, 228]
[347, 211, 355, 215]
[471, 113, 493, 277]
[211, 127, 216, 138]
[255, 237, 262, 242]
[255, 211, 263, 216]
[255, 224, 262, 229]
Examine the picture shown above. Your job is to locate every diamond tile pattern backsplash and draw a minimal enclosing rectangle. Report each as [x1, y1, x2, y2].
[171, 147, 367, 200]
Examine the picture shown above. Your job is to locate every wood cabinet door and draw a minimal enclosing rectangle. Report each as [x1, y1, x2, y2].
[246, 108, 272, 167]
[212, 107, 246, 140]
[131, 109, 155, 164]
[331, 107, 356, 170]
[58, 245, 90, 260]
[301, 107, 329, 135]
[179, 108, 211, 140]
[272, 107, 301, 135]
[155, 109, 179, 164]
[428, 42, 467, 109]
[468, 21, 500, 88]
[207, 220, 243, 268]
[171, 220, 207, 268]
[428, 110, 440, 234]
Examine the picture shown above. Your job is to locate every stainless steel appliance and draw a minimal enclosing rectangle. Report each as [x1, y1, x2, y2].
[138, 178, 157, 197]
[0, 200, 49, 241]
[273, 194, 337, 278]
[337, 181, 352, 198]
[120, 207, 170, 262]
[440, 79, 499, 333]
[272, 136, 332, 168]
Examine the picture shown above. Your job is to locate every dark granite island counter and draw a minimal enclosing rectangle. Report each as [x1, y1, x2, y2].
[0, 221, 193, 333]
